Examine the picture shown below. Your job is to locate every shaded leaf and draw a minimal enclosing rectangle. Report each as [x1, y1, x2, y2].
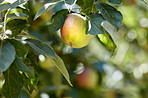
[48, 9, 68, 32]
[97, 32, 116, 52]
[64, 0, 76, 5]
[6, 19, 27, 36]
[0, 41, 15, 71]
[6, 13, 28, 23]
[96, 3, 123, 29]
[26, 39, 56, 59]
[34, 0, 62, 20]
[8, 39, 28, 58]
[76, 0, 94, 14]
[13, 56, 34, 75]
[22, 73, 36, 94]
[1, 65, 24, 98]
[52, 54, 73, 86]
[0, 3, 11, 12]
[0, 0, 28, 12]
[87, 13, 104, 35]
[108, 0, 121, 4]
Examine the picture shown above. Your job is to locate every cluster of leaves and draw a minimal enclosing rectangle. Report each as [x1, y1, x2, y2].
[0, 0, 147, 97]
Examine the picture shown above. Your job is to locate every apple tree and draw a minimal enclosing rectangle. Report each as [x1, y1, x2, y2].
[0, 0, 147, 98]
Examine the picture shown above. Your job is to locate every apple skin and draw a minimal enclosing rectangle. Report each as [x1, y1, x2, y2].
[60, 13, 92, 48]
[76, 68, 98, 89]
[39, 56, 55, 70]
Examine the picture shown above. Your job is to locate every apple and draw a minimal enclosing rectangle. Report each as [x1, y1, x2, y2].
[38, 55, 55, 70]
[76, 68, 98, 89]
[60, 13, 93, 48]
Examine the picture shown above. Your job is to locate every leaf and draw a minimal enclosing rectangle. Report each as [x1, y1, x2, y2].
[1, 65, 24, 98]
[64, 0, 76, 5]
[0, 3, 12, 12]
[6, 19, 27, 36]
[139, 0, 147, 4]
[6, 13, 29, 23]
[0, 0, 4, 3]
[52, 54, 73, 86]
[0, 41, 15, 71]
[22, 73, 35, 94]
[96, 3, 123, 29]
[87, 13, 105, 35]
[48, 9, 68, 32]
[34, 0, 62, 20]
[26, 39, 56, 59]
[11, 0, 28, 8]
[0, 0, 28, 12]
[97, 32, 116, 52]
[8, 39, 28, 58]
[76, 0, 94, 14]
[108, 0, 121, 4]
[13, 56, 34, 75]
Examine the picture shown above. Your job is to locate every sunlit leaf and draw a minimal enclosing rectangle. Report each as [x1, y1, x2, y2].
[97, 33, 116, 52]
[0, 41, 15, 71]
[53, 54, 73, 86]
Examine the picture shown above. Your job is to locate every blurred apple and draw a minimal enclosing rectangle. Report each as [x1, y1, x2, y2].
[76, 68, 98, 89]
[38, 55, 55, 70]
[60, 13, 93, 48]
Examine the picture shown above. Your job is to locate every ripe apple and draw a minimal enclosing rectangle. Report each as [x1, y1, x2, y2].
[38, 55, 55, 70]
[76, 68, 98, 89]
[60, 13, 93, 48]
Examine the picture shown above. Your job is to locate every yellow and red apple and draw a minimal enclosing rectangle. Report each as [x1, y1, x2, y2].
[76, 68, 98, 89]
[60, 13, 92, 48]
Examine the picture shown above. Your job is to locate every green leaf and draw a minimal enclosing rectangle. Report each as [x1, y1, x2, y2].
[6, 19, 27, 36]
[64, 0, 76, 5]
[0, 3, 11, 12]
[8, 39, 28, 58]
[22, 73, 35, 94]
[0, 41, 15, 71]
[96, 3, 123, 29]
[76, 0, 94, 14]
[0, 0, 4, 3]
[6, 13, 28, 23]
[97, 32, 116, 52]
[0, 0, 28, 12]
[48, 9, 68, 32]
[13, 56, 34, 75]
[1, 65, 24, 98]
[108, 0, 121, 4]
[11, 0, 28, 8]
[87, 13, 105, 35]
[140, 0, 147, 4]
[34, 0, 62, 20]
[52, 54, 73, 86]
[26, 39, 56, 59]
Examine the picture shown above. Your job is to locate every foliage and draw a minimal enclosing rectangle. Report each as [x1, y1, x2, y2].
[0, 0, 148, 98]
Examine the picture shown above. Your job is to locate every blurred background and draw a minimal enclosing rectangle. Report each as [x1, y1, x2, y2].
[1, 0, 148, 98]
